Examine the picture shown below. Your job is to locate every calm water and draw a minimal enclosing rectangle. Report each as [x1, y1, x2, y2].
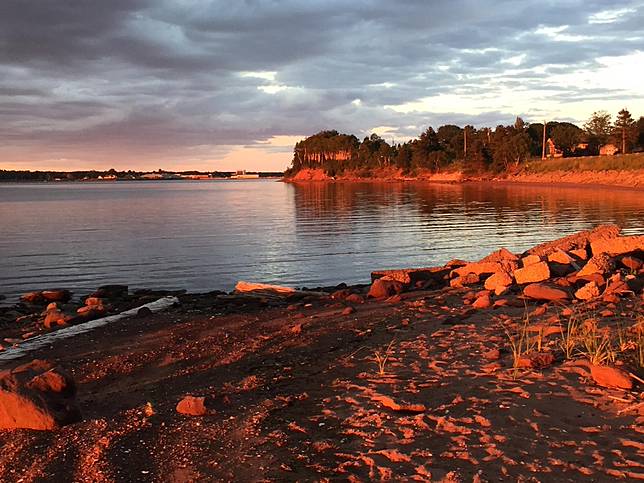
[1, 180, 643, 301]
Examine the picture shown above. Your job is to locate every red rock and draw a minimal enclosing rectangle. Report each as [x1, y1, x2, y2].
[493, 298, 509, 307]
[341, 306, 355, 315]
[575, 282, 600, 301]
[547, 250, 575, 265]
[472, 294, 491, 309]
[521, 254, 542, 267]
[621, 256, 643, 271]
[599, 309, 614, 317]
[479, 248, 518, 263]
[577, 253, 615, 277]
[176, 396, 207, 416]
[517, 352, 555, 369]
[20, 292, 44, 304]
[450, 273, 480, 288]
[451, 261, 516, 279]
[0, 360, 81, 430]
[484, 271, 513, 292]
[590, 235, 644, 257]
[41, 290, 71, 303]
[84, 297, 103, 307]
[525, 225, 621, 257]
[76, 305, 106, 317]
[482, 349, 500, 361]
[523, 283, 569, 301]
[367, 277, 404, 299]
[514, 261, 550, 284]
[570, 248, 588, 260]
[371, 394, 425, 413]
[345, 293, 365, 304]
[44, 309, 68, 329]
[589, 365, 633, 390]
[371, 266, 450, 285]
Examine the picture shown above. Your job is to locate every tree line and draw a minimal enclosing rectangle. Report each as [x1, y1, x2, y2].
[286, 109, 644, 177]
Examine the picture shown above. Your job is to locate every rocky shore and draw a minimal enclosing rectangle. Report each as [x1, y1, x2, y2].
[0, 225, 643, 481]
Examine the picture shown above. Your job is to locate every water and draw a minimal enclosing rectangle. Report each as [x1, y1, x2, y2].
[1, 180, 642, 301]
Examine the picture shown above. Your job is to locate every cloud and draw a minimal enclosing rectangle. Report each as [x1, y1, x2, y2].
[0, 0, 643, 170]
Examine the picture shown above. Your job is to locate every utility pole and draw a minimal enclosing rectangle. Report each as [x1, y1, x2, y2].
[622, 125, 626, 154]
[541, 120, 547, 160]
[463, 127, 467, 159]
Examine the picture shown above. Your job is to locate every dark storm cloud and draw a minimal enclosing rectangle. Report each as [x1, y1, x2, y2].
[0, 0, 642, 167]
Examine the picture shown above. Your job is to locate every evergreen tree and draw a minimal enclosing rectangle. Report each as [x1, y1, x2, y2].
[614, 108, 636, 154]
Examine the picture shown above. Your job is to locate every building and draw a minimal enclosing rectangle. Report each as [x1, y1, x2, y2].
[546, 138, 563, 158]
[599, 144, 619, 156]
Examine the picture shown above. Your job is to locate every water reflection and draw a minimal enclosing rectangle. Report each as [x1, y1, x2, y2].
[0, 180, 642, 300]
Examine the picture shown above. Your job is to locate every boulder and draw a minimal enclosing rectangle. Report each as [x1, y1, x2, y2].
[176, 396, 207, 416]
[484, 271, 513, 292]
[345, 293, 365, 304]
[479, 248, 518, 264]
[513, 261, 550, 284]
[574, 282, 600, 301]
[450, 273, 480, 288]
[525, 225, 621, 257]
[84, 297, 104, 307]
[589, 365, 633, 390]
[368, 277, 404, 299]
[41, 290, 72, 303]
[570, 248, 589, 260]
[371, 266, 450, 286]
[0, 360, 81, 430]
[20, 292, 44, 305]
[451, 261, 517, 279]
[590, 235, 644, 257]
[472, 294, 491, 309]
[521, 255, 542, 267]
[523, 283, 569, 302]
[43, 309, 68, 329]
[577, 253, 615, 277]
[547, 250, 576, 266]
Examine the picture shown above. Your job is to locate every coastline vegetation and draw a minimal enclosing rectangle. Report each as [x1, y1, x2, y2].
[285, 109, 644, 178]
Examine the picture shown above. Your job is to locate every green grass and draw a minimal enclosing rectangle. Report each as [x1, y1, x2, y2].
[525, 153, 644, 173]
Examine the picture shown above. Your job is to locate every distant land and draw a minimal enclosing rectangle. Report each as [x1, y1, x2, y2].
[284, 110, 644, 188]
[0, 169, 284, 182]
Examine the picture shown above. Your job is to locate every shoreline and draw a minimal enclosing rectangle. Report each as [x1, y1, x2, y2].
[0, 226, 642, 480]
[284, 167, 644, 190]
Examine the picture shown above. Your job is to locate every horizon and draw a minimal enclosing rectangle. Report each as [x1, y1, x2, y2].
[1, 1, 643, 171]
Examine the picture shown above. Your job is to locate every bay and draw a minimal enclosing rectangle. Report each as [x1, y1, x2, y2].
[1, 180, 642, 301]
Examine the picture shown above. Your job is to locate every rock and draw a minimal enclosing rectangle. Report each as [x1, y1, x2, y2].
[368, 277, 404, 299]
[41, 290, 71, 303]
[84, 297, 104, 307]
[513, 261, 550, 284]
[589, 365, 633, 390]
[92, 284, 128, 298]
[523, 283, 569, 302]
[479, 248, 518, 263]
[76, 305, 106, 317]
[482, 349, 501, 361]
[450, 273, 480, 288]
[20, 292, 44, 304]
[577, 253, 615, 277]
[525, 225, 621, 258]
[590, 235, 644, 257]
[570, 248, 589, 260]
[521, 254, 542, 267]
[0, 359, 81, 430]
[472, 294, 491, 309]
[46, 302, 58, 311]
[136, 306, 153, 317]
[575, 282, 600, 301]
[176, 395, 207, 416]
[484, 271, 513, 292]
[44, 309, 68, 329]
[621, 256, 643, 271]
[371, 266, 450, 286]
[345, 293, 365, 304]
[547, 250, 576, 265]
[548, 262, 577, 278]
[451, 260, 518, 279]
[516, 352, 555, 369]
[341, 306, 355, 315]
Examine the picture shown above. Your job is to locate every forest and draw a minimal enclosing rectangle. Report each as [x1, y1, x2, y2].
[286, 109, 644, 177]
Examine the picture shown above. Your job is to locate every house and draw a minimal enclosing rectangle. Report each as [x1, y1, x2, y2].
[599, 144, 619, 156]
[546, 138, 563, 158]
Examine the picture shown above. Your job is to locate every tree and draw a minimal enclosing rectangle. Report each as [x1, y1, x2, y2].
[614, 108, 636, 154]
[637, 116, 644, 151]
[550, 123, 583, 155]
[584, 111, 612, 147]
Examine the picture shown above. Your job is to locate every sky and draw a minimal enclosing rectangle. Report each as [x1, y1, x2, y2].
[1, 0, 643, 172]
